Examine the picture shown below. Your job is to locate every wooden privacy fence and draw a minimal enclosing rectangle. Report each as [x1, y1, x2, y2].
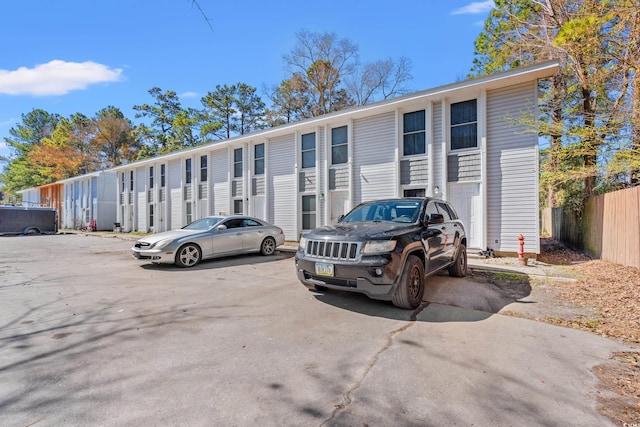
[542, 186, 640, 269]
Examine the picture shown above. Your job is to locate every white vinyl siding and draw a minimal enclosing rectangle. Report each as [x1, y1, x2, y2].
[317, 126, 327, 225]
[136, 168, 147, 231]
[486, 82, 539, 253]
[36, 62, 555, 245]
[169, 159, 182, 229]
[352, 112, 397, 202]
[212, 150, 229, 216]
[268, 134, 296, 238]
[432, 102, 443, 194]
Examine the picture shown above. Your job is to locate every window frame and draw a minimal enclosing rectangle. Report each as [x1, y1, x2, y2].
[301, 194, 316, 230]
[301, 132, 316, 169]
[185, 158, 192, 184]
[402, 110, 426, 156]
[185, 201, 193, 225]
[200, 155, 207, 182]
[331, 126, 348, 166]
[403, 188, 425, 198]
[450, 99, 478, 151]
[233, 199, 243, 214]
[233, 148, 243, 178]
[254, 144, 265, 175]
[149, 203, 155, 228]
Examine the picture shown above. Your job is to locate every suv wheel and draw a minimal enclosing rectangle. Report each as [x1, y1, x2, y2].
[448, 244, 467, 277]
[392, 255, 425, 309]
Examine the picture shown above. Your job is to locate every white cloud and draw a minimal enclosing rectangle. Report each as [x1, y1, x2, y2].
[0, 118, 16, 128]
[180, 91, 199, 99]
[451, 0, 494, 15]
[0, 60, 123, 96]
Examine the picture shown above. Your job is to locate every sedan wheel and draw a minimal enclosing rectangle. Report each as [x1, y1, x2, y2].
[260, 237, 276, 256]
[175, 244, 201, 268]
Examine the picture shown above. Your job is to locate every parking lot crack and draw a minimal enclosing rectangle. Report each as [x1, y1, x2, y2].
[320, 303, 429, 426]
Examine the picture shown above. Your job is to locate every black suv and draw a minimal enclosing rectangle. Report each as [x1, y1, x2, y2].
[295, 198, 467, 309]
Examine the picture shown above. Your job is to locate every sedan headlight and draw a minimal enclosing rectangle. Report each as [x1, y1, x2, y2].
[298, 236, 307, 250]
[362, 240, 397, 254]
[153, 239, 174, 250]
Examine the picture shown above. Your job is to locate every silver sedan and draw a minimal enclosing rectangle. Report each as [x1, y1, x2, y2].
[131, 216, 286, 268]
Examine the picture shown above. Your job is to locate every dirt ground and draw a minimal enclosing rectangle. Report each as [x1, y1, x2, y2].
[475, 238, 640, 424]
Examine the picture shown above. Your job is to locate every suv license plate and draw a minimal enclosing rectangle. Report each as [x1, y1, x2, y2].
[315, 262, 334, 277]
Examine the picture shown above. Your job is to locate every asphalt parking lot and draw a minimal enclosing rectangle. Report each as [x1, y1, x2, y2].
[0, 234, 633, 426]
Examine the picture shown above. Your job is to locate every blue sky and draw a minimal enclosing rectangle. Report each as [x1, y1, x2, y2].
[0, 0, 494, 164]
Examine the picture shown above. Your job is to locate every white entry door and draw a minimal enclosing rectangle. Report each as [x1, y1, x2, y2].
[448, 183, 482, 250]
[253, 196, 266, 220]
[331, 191, 350, 224]
[199, 198, 208, 219]
[159, 201, 166, 232]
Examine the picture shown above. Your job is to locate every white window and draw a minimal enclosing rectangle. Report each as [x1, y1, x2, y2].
[302, 195, 316, 230]
[185, 158, 192, 184]
[254, 144, 264, 175]
[301, 133, 316, 169]
[451, 100, 478, 150]
[234, 148, 243, 178]
[403, 110, 426, 156]
[331, 126, 348, 165]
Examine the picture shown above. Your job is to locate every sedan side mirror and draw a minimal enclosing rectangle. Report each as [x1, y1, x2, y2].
[217, 224, 228, 231]
[337, 214, 345, 223]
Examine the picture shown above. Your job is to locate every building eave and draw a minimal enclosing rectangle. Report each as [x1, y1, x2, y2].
[108, 60, 559, 171]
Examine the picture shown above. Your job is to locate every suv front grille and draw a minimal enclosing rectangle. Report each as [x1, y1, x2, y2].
[305, 240, 361, 261]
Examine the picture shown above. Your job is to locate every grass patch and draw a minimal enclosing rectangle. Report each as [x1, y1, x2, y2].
[494, 271, 529, 282]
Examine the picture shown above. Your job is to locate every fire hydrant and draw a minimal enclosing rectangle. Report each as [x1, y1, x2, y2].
[518, 234, 528, 266]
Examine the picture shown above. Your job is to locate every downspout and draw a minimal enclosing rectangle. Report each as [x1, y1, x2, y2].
[294, 130, 300, 238]
[264, 140, 269, 222]
[348, 118, 354, 209]
[394, 109, 401, 197]
[426, 102, 434, 196]
[441, 98, 448, 200]
[323, 124, 330, 227]
[479, 89, 488, 252]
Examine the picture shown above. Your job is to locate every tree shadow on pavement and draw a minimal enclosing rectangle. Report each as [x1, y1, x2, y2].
[310, 267, 533, 322]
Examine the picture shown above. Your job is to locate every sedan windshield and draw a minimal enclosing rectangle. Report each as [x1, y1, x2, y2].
[341, 200, 422, 224]
[183, 217, 223, 230]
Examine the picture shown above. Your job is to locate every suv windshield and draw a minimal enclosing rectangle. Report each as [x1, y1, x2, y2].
[341, 200, 422, 224]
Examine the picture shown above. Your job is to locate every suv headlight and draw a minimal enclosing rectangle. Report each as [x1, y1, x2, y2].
[362, 240, 396, 254]
[298, 236, 307, 250]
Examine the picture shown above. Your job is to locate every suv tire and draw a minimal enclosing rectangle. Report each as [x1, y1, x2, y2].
[448, 244, 467, 277]
[392, 255, 425, 309]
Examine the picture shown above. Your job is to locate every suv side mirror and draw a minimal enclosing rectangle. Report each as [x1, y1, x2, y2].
[427, 213, 445, 224]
